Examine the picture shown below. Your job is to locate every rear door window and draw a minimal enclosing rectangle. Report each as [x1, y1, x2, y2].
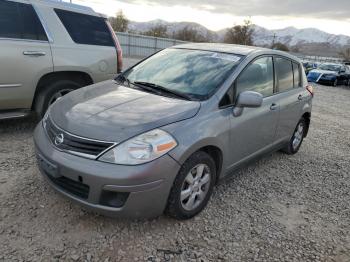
[236, 56, 274, 97]
[19, 3, 48, 41]
[275, 57, 294, 92]
[0, 0, 47, 41]
[55, 9, 114, 46]
[292, 62, 301, 88]
[0, 0, 22, 39]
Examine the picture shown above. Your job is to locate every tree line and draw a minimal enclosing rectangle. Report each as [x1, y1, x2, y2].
[109, 11, 259, 45]
[108, 11, 213, 42]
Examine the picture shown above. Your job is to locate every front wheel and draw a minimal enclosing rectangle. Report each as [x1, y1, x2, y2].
[333, 79, 338, 87]
[165, 151, 216, 220]
[281, 118, 307, 155]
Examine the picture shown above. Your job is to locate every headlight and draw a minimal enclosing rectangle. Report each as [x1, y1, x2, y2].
[98, 129, 177, 165]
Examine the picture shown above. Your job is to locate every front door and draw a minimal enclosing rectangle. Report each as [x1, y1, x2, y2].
[227, 56, 279, 169]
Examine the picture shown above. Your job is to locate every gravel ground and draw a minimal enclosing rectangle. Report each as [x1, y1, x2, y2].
[0, 84, 349, 262]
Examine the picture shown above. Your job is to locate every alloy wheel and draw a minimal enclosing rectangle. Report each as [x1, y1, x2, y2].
[333, 79, 338, 87]
[180, 164, 211, 211]
[292, 122, 304, 150]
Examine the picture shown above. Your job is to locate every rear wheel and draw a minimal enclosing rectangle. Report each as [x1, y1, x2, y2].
[34, 79, 82, 118]
[282, 118, 307, 155]
[166, 151, 216, 220]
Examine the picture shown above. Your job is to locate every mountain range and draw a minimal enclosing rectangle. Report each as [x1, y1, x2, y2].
[128, 19, 350, 57]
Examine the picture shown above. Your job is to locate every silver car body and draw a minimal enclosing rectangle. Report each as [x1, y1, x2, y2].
[34, 44, 313, 218]
[0, 0, 118, 113]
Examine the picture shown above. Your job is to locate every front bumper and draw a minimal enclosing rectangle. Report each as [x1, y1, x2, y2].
[308, 78, 336, 85]
[34, 123, 181, 218]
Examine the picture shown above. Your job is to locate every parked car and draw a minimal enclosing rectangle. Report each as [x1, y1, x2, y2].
[302, 61, 318, 75]
[307, 63, 350, 86]
[0, 0, 122, 119]
[34, 44, 313, 220]
[346, 65, 350, 82]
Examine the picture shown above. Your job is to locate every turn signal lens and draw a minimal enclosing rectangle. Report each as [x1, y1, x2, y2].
[156, 141, 177, 152]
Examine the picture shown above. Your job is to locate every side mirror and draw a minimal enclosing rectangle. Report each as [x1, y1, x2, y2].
[233, 91, 263, 117]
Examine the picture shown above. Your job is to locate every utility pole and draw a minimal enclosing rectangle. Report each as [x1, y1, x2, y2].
[272, 33, 276, 48]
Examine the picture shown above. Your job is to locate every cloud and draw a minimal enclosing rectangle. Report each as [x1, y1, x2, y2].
[119, 0, 350, 20]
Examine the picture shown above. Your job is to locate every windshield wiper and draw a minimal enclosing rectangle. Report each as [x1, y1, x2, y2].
[115, 74, 132, 87]
[133, 81, 192, 101]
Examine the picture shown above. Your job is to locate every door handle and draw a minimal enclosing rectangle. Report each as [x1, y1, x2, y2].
[298, 95, 303, 101]
[23, 51, 46, 57]
[270, 103, 278, 111]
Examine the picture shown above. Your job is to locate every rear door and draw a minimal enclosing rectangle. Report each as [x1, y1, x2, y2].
[227, 56, 279, 167]
[0, 0, 53, 110]
[273, 57, 304, 141]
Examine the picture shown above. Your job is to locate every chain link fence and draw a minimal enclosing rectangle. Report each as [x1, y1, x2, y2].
[295, 54, 343, 64]
[116, 32, 343, 64]
[116, 32, 187, 57]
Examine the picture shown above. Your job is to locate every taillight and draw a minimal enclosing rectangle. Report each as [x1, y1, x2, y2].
[106, 21, 123, 73]
[306, 85, 314, 97]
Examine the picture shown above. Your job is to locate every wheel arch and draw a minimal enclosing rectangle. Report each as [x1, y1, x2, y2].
[171, 141, 224, 184]
[302, 112, 311, 137]
[31, 71, 94, 110]
[199, 145, 223, 184]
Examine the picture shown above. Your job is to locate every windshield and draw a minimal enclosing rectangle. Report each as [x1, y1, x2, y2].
[122, 48, 243, 100]
[319, 64, 341, 72]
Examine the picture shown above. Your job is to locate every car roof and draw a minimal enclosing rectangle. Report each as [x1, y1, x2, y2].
[173, 43, 301, 62]
[27, 0, 103, 17]
[173, 43, 268, 56]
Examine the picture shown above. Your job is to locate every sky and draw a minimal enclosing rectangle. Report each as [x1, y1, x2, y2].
[74, 0, 350, 36]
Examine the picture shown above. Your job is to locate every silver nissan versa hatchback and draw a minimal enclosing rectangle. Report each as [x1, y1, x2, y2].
[34, 43, 313, 220]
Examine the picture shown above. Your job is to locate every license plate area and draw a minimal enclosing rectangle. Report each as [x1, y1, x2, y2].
[37, 153, 60, 178]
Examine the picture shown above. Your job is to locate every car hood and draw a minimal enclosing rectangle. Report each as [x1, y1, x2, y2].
[49, 80, 200, 142]
[309, 69, 338, 75]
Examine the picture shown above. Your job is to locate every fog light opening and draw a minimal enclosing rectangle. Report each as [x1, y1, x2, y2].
[100, 191, 129, 208]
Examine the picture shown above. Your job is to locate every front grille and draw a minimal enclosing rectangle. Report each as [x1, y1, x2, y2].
[44, 117, 114, 158]
[46, 173, 90, 199]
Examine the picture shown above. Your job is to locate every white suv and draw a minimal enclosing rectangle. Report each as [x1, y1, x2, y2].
[0, 0, 123, 118]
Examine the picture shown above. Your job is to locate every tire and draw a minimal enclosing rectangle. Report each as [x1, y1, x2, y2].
[34, 79, 82, 118]
[281, 118, 307, 155]
[165, 151, 216, 220]
[333, 79, 338, 87]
